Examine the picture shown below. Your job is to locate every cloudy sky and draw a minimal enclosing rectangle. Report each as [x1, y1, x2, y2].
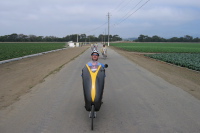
[0, 0, 200, 38]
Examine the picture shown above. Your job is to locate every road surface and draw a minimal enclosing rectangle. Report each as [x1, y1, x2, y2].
[0, 44, 200, 133]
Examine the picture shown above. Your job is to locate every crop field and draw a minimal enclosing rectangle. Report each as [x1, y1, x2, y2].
[145, 53, 200, 71]
[111, 42, 200, 71]
[0, 43, 66, 61]
[111, 42, 200, 53]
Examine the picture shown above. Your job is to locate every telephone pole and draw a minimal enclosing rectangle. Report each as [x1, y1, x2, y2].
[107, 12, 110, 46]
[104, 30, 106, 44]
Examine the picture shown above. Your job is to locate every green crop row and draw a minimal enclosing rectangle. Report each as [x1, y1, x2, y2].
[145, 53, 200, 71]
[0, 43, 66, 61]
[111, 43, 200, 53]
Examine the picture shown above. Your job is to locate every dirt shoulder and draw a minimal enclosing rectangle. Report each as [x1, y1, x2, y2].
[0, 45, 200, 110]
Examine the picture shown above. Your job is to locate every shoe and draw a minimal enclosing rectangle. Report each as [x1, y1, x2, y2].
[94, 112, 97, 118]
[89, 111, 92, 118]
[89, 111, 97, 118]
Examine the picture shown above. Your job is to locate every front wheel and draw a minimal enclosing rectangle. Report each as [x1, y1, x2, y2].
[103, 52, 107, 59]
[91, 105, 95, 130]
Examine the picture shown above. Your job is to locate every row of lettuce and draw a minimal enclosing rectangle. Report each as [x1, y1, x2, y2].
[111, 43, 200, 71]
[0, 43, 66, 61]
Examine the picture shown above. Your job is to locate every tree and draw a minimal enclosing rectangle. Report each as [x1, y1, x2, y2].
[87, 35, 97, 42]
[0, 35, 8, 42]
[193, 37, 200, 42]
[169, 37, 179, 42]
[112, 35, 122, 41]
[183, 35, 193, 42]
[8, 33, 18, 42]
[28, 35, 37, 42]
[137, 34, 150, 42]
[17, 34, 28, 42]
[152, 35, 162, 42]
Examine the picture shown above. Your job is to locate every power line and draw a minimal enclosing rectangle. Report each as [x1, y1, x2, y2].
[109, 0, 150, 38]
[111, 0, 126, 12]
[117, 0, 135, 12]
[116, 0, 143, 25]
[83, 0, 126, 35]
[121, 0, 150, 23]
[114, 0, 150, 26]
[79, 0, 150, 37]
[83, 22, 108, 34]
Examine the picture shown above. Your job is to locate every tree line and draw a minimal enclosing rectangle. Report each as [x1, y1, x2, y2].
[135, 35, 200, 42]
[0, 33, 122, 42]
[1, 33, 199, 42]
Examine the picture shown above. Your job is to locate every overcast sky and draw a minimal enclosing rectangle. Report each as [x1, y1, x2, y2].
[0, 0, 200, 38]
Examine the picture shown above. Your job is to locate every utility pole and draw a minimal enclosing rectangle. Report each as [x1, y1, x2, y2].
[104, 30, 106, 44]
[102, 32, 104, 44]
[105, 29, 106, 44]
[107, 12, 110, 46]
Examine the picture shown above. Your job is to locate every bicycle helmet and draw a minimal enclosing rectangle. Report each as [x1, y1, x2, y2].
[91, 50, 99, 56]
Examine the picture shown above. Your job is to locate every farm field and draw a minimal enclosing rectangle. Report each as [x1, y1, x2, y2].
[111, 42, 200, 53]
[145, 53, 200, 71]
[0, 42, 66, 61]
[111, 42, 200, 71]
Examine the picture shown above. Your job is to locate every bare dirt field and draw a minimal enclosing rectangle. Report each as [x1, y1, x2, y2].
[0, 45, 200, 110]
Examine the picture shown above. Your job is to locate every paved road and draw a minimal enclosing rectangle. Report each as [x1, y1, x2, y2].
[1, 44, 200, 133]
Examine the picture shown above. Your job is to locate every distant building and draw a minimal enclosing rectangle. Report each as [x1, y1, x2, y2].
[68, 41, 75, 47]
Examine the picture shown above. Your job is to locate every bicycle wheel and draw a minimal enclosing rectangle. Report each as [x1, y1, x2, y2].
[91, 105, 95, 130]
[103, 53, 106, 59]
[103, 51, 107, 59]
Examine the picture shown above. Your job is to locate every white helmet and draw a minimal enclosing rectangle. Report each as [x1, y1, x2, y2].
[91, 50, 99, 56]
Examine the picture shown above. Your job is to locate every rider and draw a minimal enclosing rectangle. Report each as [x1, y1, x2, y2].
[87, 50, 106, 72]
[101, 44, 107, 57]
[91, 43, 98, 52]
[86, 50, 106, 117]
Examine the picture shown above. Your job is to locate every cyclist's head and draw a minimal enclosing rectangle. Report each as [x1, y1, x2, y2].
[91, 51, 99, 61]
[103, 45, 105, 47]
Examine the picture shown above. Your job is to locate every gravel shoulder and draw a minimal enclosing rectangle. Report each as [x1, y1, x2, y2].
[0, 45, 200, 110]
